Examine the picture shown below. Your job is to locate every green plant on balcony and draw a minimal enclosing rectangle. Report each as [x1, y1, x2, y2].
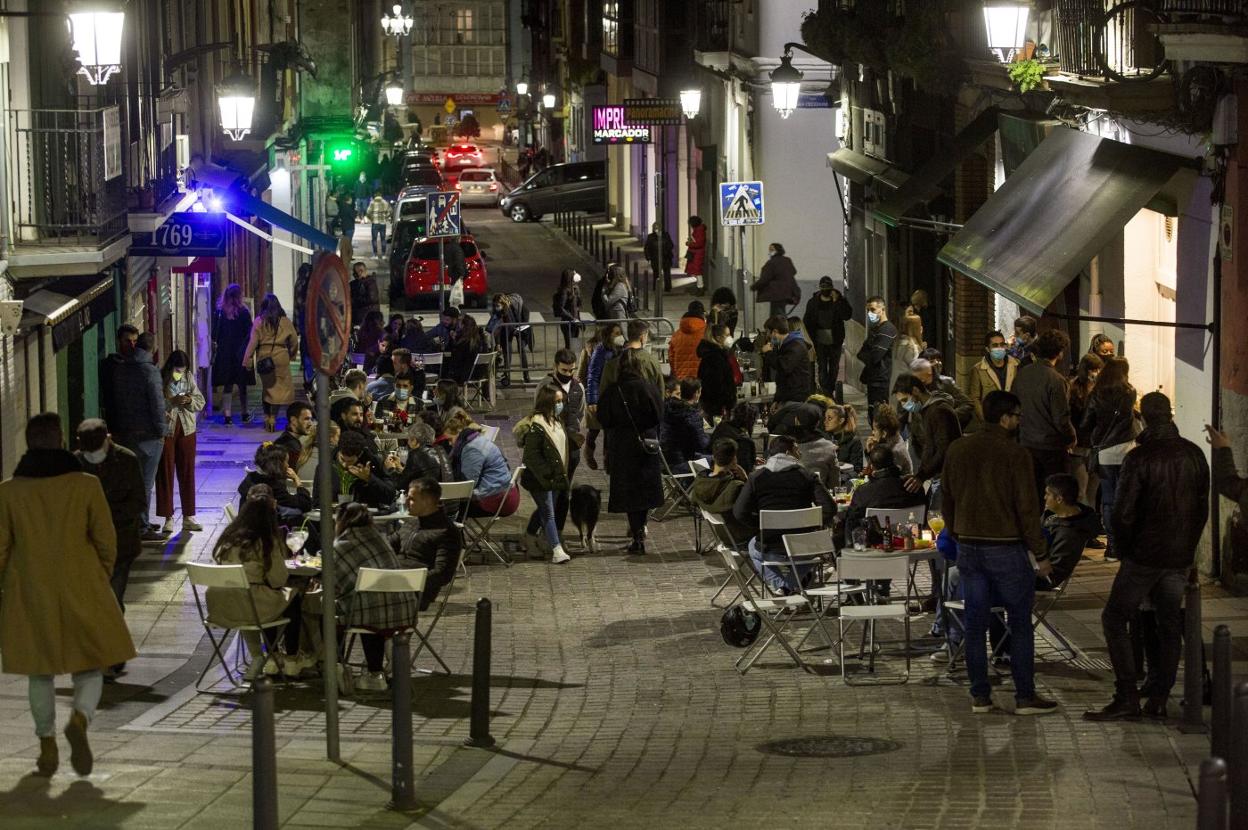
[1007, 59, 1047, 94]
[800, 0, 965, 94]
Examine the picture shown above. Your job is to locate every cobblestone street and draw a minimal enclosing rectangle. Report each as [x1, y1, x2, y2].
[1, 392, 1242, 830]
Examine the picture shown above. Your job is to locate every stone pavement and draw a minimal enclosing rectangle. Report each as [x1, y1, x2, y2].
[2, 389, 1247, 829]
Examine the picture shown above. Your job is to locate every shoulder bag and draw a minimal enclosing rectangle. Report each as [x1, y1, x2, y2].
[618, 386, 660, 455]
[255, 328, 278, 376]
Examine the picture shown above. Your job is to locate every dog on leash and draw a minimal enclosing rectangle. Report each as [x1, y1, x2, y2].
[568, 485, 601, 553]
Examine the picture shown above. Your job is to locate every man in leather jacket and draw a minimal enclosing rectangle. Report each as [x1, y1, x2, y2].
[1085, 392, 1209, 722]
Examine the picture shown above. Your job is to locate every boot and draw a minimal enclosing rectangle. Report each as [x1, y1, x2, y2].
[64, 709, 93, 776]
[263, 414, 276, 432]
[36, 737, 58, 776]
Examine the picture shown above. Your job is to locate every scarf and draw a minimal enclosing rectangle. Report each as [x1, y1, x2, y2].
[14, 448, 82, 478]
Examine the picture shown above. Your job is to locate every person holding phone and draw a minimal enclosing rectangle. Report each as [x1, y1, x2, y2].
[156, 351, 205, 534]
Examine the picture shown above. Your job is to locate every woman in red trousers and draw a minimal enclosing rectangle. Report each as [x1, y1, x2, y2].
[156, 350, 205, 533]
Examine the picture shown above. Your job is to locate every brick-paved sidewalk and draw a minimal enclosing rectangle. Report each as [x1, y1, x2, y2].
[1, 390, 1245, 829]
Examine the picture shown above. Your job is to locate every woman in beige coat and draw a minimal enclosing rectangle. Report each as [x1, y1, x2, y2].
[243, 293, 299, 432]
[0, 414, 137, 777]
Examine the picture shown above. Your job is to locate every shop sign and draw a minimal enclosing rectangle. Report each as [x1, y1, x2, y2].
[130, 212, 228, 257]
[404, 92, 501, 106]
[797, 92, 834, 109]
[52, 288, 116, 352]
[591, 106, 652, 145]
[623, 98, 683, 125]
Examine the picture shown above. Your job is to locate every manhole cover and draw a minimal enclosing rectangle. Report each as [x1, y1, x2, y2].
[757, 735, 902, 758]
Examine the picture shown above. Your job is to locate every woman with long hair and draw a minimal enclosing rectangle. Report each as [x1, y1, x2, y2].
[243, 294, 299, 432]
[444, 315, 486, 384]
[596, 349, 665, 553]
[552, 269, 583, 349]
[445, 409, 519, 518]
[516, 384, 572, 563]
[697, 323, 738, 423]
[583, 321, 624, 470]
[211, 283, 253, 425]
[602, 264, 632, 320]
[356, 310, 387, 374]
[1070, 353, 1105, 507]
[207, 486, 297, 678]
[709, 286, 739, 335]
[432, 378, 465, 416]
[156, 350, 206, 534]
[333, 502, 420, 692]
[1081, 356, 1137, 559]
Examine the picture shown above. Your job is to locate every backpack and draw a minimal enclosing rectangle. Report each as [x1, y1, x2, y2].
[719, 604, 761, 648]
[591, 276, 608, 319]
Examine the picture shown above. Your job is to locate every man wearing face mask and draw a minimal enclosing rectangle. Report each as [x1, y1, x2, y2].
[910, 356, 978, 434]
[760, 316, 814, 404]
[856, 296, 897, 427]
[1010, 315, 1037, 367]
[803, 276, 853, 401]
[892, 373, 962, 502]
[968, 330, 1019, 421]
[942, 390, 1056, 716]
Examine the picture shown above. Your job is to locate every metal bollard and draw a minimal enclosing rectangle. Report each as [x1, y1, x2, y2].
[1199, 757, 1229, 830]
[1232, 682, 1248, 830]
[251, 677, 279, 830]
[1181, 581, 1208, 733]
[465, 597, 496, 748]
[1213, 625, 1234, 761]
[390, 632, 416, 811]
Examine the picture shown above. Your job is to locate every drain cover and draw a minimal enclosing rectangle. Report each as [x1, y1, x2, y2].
[757, 735, 902, 758]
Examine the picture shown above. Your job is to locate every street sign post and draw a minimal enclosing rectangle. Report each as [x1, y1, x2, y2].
[129, 212, 227, 256]
[427, 191, 462, 310]
[302, 251, 351, 762]
[719, 181, 765, 226]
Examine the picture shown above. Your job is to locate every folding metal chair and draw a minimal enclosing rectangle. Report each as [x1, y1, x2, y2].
[341, 567, 427, 689]
[186, 562, 291, 694]
[464, 350, 498, 411]
[756, 506, 823, 597]
[836, 552, 913, 684]
[480, 424, 501, 444]
[464, 464, 524, 566]
[688, 457, 712, 551]
[1032, 573, 1078, 660]
[652, 449, 697, 522]
[412, 548, 470, 675]
[418, 353, 443, 388]
[438, 479, 476, 574]
[783, 529, 866, 653]
[717, 546, 815, 674]
[703, 509, 753, 607]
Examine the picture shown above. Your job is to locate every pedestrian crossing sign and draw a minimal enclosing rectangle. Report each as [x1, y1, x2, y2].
[427, 191, 462, 238]
[720, 180, 764, 226]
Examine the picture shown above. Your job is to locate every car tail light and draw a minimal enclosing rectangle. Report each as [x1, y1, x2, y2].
[489, 182, 498, 191]
[455, 182, 462, 190]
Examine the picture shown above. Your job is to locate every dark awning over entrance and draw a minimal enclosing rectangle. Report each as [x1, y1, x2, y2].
[826, 148, 908, 191]
[225, 189, 339, 252]
[936, 127, 1188, 315]
[871, 107, 999, 227]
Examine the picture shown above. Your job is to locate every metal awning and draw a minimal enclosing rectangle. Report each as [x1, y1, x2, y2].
[937, 127, 1193, 316]
[224, 189, 338, 252]
[20, 274, 115, 327]
[871, 107, 999, 227]
[826, 148, 909, 190]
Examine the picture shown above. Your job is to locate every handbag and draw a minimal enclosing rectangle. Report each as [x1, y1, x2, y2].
[618, 387, 660, 455]
[255, 331, 279, 376]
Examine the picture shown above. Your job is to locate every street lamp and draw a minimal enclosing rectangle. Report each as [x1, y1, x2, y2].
[516, 79, 529, 96]
[769, 52, 803, 119]
[217, 69, 256, 141]
[381, 3, 413, 37]
[67, 10, 125, 85]
[983, 1, 1030, 62]
[385, 81, 404, 107]
[542, 92, 556, 109]
[680, 88, 702, 120]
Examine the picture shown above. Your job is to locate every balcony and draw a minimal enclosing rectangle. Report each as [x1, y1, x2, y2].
[694, 0, 730, 54]
[5, 108, 130, 278]
[1155, 0, 1248, 63]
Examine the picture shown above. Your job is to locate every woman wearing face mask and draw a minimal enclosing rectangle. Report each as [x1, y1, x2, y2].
[552, 269, 583, 349]
[583, 322, 624, 470]
[1069, 353, 1105, 510]
[697, 324, 740, 424]
[156, 350, 206, 534]
[751, 242, 801, 319]
[515, 386, 572, 564]
[967, 330, 1020, 421]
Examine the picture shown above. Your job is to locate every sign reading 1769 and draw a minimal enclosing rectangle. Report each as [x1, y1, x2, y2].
[130, 212, 228, 257]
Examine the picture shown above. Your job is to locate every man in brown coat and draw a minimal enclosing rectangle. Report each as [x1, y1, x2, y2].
[0, 413, 137, 777]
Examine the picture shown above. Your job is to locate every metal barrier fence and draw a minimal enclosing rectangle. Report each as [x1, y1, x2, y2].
[489, 316, 677, 388]
[552, 209, 661, 317]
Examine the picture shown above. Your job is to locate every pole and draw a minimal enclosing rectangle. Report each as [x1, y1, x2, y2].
[1213, 624, 1233, 762]
[1211, 248, 1223, 581]
[655, 127, 665, 320]
[439, 237, 447, 311]
[390, 631, 416, 811]
[251, 676, 279, 830]
[738, 227, 749, 334]
[465, 597, 495, 748]
[1232, 681, 1248, 830]
[316, 372, 340, 761]
[1181, 581, 1207, 733]
[1199, 757, 1229, 830]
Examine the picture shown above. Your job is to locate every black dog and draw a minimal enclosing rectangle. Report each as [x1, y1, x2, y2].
[568, 485, 601, 553]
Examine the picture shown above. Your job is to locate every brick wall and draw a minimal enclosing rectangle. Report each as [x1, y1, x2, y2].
[951, 100, 997, 388]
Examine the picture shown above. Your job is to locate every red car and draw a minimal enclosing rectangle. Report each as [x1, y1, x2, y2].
[403, 234, 488, 308]
[443, 143, 484, 169]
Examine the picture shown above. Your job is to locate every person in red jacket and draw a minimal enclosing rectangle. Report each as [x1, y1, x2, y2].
[684, 216, 707, 291]
[668, 301, 707, 380]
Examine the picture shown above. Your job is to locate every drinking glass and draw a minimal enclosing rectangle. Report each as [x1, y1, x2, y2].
[928, 512, 945, 537]
[852, 527, 867, 551]
[286, 530, 309, 554]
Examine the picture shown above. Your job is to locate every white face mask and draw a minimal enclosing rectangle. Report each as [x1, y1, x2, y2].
[172, 370, 185, 382]
[612, 335, 626, 348]
[722, 336, 734, 348]
[82, 448, 108, 464]
[572, 272, 581, 283]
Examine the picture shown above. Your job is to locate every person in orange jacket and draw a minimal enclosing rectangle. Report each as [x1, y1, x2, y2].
[668, 300, 707, 380]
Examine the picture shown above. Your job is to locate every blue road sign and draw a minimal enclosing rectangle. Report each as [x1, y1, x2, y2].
[129, 212, 228, 256]
[719, 181, 765, 226]
[427, 191, 462, 238]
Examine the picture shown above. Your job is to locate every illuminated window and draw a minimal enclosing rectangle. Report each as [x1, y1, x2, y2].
[456, 8, 474, 43]
[603, 1, 619, 55]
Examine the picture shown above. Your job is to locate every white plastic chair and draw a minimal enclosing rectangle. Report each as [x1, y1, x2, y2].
[412, 548, 470, 675]
[481, 424, 501, 444]
[186, 562, 290, 694]
[836, 552, 914, 684]
[783, 529, 866, 653]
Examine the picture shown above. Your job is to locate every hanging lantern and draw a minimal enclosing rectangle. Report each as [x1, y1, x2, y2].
[769, 53, 803, 119]
[983, 1, 1030, 62]
[218, 70, 256, 141]
[680, 88, 702, 120]
[68, 10, 125, 85]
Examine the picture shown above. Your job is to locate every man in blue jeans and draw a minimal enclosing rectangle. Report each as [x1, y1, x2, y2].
[942, 390, 1057, 715]
[106, 332, 166, 541]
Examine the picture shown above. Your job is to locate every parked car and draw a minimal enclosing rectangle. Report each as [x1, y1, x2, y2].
[456, 168, 500, 206]
[443, 143, 483, 170]
[402, 234, 488, 308]
[404, 148, 440, 168]
[401, 165, 444, 193]
[388, 217, 427, 302]
[394, 192, 429, 225]
[498, 160, 606, 222]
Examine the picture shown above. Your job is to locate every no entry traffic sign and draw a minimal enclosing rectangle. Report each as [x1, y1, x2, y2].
[427, 191, 462, 238]
[304, 253, 351, 375]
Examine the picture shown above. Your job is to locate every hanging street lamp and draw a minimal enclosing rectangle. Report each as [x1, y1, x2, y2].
[218, 69, 256, 141]
[385, 81, 404, 107]
[680, 88, 702, 120]
[542, 92, 556, 109]
[381, 3, 414, 37]
[983, 1, 1030, 62]
[769, 52, 803, 119]
[516, 79, 529, 97]
[67, 9, 125, 85]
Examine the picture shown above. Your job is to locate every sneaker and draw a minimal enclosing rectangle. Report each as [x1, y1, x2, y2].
[240, 411, 253, 424]
[971, 696, 994, 714]
[1083, 696, 1141, 721]
[141, 529, 166, 543]
[929, 643, 951, 662]
[356, 671, 389, 692]
[1141, 695, 1168, 720]
[551, 548, 571, 565]
[183, 517, 203, 532]
[161, 518, 175, 534]
[1015, 696, 1059, 716]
